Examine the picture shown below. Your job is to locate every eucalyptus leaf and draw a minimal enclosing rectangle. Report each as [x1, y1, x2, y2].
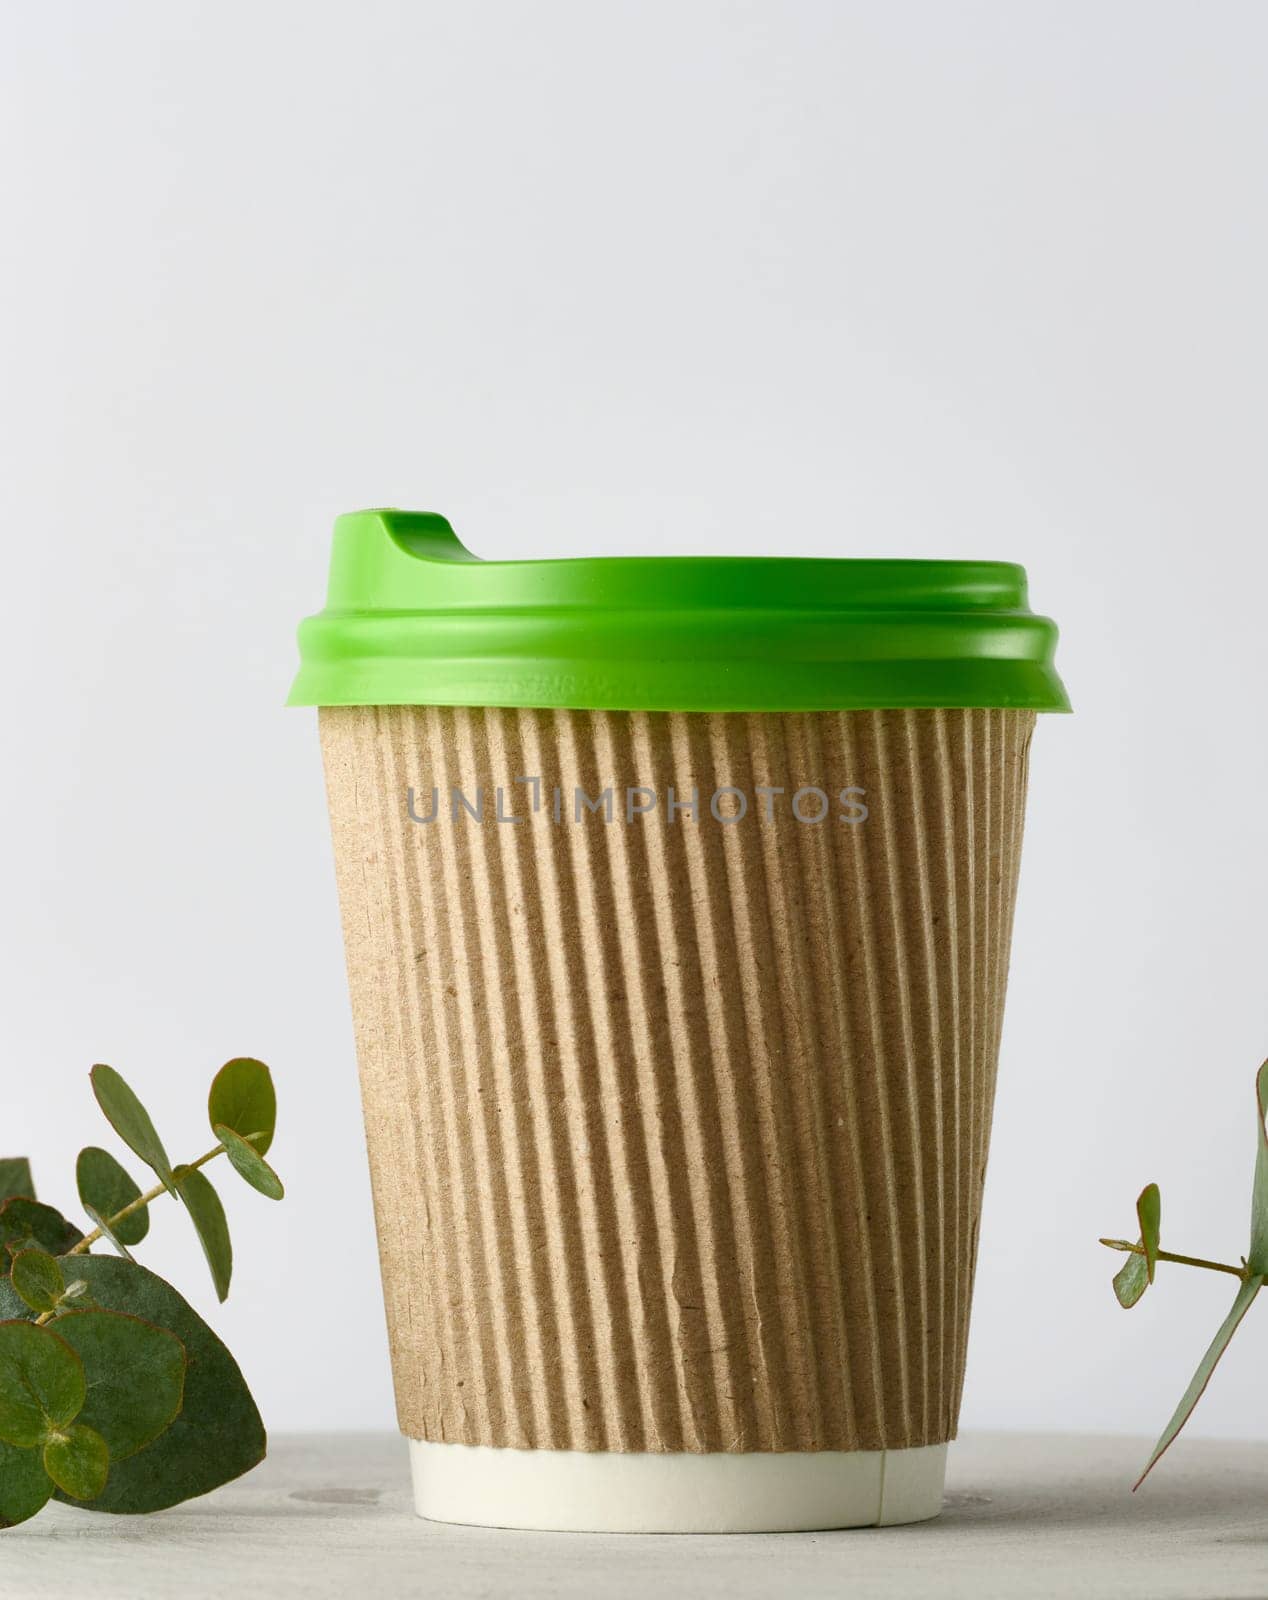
[77, 1147, 149, 1246]
[85, 1205, 136, 1263]
[175, 1168, 232, 1303]
[215, 1125, 284, 1201]
[89, 1065, 175, 1197]
[0, 1438, 53, 1526]
[0, 1255, 266, 1513]
[52, 1279, 97, 1316]
[0, 1160, 34, 1204]
[1135, 1273, 1264, 1489]
[1247, 1062, 1268, 1275]
[52, 1310, 185, 1460]
[43, 1423, 109, 1500]
[0, 1321, 85, 1448]
[0, 1197, 84, 1262]
[1113, 1250, 1149, 1309]
[208, 1059, 276, 1157]
[10, 1250, 64, 1316]
[1137, 1184, 1161, 1284]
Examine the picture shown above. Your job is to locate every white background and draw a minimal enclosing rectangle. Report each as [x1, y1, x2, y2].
[2, 2, 1266, 1448]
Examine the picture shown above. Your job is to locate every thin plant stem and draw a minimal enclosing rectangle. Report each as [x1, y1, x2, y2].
[1099, 1238, 1245, 1280]
[65, 1144, 226, 1258]
[32, 1137, 263, 1324]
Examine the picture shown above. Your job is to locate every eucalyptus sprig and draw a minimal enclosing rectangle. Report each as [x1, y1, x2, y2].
[0, 1058, 282, 1527]
[1101, 1059, 1268, 1488]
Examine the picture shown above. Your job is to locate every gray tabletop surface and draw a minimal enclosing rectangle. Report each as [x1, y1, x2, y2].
[4, 1431, 1268, 1599]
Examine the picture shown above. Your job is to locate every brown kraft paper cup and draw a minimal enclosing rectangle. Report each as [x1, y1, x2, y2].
[319, 703, 1036, 1527]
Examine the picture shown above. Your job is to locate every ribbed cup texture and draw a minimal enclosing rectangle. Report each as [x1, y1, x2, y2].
[320, 706, 1034, 1454]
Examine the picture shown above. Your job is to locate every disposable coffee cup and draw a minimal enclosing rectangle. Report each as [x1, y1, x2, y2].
[290, 510, 1068, 1532]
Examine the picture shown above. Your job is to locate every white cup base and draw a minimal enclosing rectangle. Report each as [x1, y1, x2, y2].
[409, 1438, 947, 1532]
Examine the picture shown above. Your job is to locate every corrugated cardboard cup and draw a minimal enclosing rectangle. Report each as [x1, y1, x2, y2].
[291, 511, 1068, 1532]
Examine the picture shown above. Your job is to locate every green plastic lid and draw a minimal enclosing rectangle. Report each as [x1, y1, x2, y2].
[289, 509, 1069, 714]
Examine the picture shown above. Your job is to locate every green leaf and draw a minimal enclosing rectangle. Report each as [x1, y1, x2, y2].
[89, 1065, 176, 1197]
[1113, 1249, 1149, 1309]
[0, 1321, 85, 1448]
[1135, 1273, 1264, 1489]
[43, 1423, 109, 1500]
[1109, 1185, 1162, 1308]
[1138, 1184, 1161, 1284]
[214, 1125, 284, 1201]
[1248, 1062, 1268, 1275]
[0, 1197, 84, 1262]
[84, 1205, 136, 1263]
[0, 1160, 34, 1204]
[208, 1058, 276, 1158]
[175, 1167, 232, 1302]
[10, 1250, 64, 1316]
[76, 1147, 149, 1246]
[51, 1309, 185, 1460]
[0, 1255, 265, 1513]
[0, 1438, 53, 1526]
